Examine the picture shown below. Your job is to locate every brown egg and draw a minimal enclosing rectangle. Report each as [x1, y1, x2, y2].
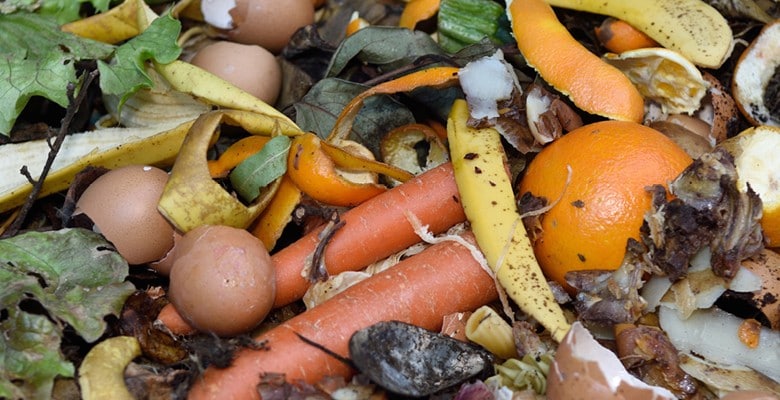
[75, 165, 175, 265]
[190, 41, 282, 104]
[168, 225, 276, 337]
[547, 322, 676, 400]
[225, 0, 314, 53]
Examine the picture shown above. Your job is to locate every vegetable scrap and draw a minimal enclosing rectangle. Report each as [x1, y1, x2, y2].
[1, 0, 780, 399]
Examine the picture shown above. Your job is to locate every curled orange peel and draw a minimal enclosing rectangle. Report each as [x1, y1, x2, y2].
[287, 133, 387, 207]
[399, 0, 441, 29]
[327, 66, 460, 142]
[506, 0, 644, 123]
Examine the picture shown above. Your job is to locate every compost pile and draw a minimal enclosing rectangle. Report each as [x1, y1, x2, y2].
[1, 0, 779, 399]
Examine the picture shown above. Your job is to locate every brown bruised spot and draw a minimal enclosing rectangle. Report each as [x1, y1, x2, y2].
[571, 199, 585, 208]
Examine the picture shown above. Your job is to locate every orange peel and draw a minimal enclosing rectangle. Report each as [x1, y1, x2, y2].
[506, 0, 644, 122]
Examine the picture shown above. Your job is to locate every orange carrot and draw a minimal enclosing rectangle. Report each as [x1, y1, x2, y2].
[187, 232, 497, 400]
[156, 302, 197, 336]
[159, 162, 465, 337]
[272, 161, 464, 307]
[594, 17, 659, 54]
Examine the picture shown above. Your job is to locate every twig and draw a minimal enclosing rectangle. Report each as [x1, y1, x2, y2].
[1, 69, 98, 238]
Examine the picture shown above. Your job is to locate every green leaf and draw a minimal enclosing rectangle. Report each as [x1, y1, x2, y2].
[39, 0, 112, 24]
[97, 13, 182, 113]
[294, 78, 415, 157]
[0, 228, 136, 399]
[0, 308, 75, 400]
[0, 12, 114, 135]
[230, 135, 291, 202]
[326, 26, 446, 78]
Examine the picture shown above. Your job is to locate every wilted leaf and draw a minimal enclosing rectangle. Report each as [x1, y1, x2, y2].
[230, 135, 291, 202]
[294, 78, 415, 156]
[325, 26, 446, 78]
[0, 228, 136, 400]
[0, 12, 114, 135]
[0, 308, 75, 400]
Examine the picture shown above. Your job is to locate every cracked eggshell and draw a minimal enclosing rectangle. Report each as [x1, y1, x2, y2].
[75, 165, 175, 265]
[546, 322, 675, 400]
[201, 0, 315, 53]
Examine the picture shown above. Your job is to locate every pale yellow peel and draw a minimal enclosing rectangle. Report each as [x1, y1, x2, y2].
[546, 0, 733, 68]
[78, 336, 141, 400]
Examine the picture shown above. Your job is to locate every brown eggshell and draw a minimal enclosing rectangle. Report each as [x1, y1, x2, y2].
[700, 72, 740, 144]
[148, 230, 182, 276]
[75, 165, 175, 265]
[189, 41, 282, 104]
[721, 391, 780, 400]
[227, 0, 315, 53]
[168, 225, 276, 337]
[547, 322, 675, 400]
[741, 248, 780, 330]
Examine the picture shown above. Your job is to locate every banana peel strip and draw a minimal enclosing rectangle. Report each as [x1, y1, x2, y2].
[0, 119, 195, 214]
[158, 110, 304, 232]
[78, 336, 141, 400]
[447, 99, 570, 342]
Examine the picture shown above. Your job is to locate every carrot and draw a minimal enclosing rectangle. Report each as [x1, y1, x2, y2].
[156, 302, 197, 336]
[272, 161, 464, 307]
[186, 232, 497, 400]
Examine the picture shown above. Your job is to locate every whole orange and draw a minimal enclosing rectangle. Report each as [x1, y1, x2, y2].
[518, 120, 692, 288]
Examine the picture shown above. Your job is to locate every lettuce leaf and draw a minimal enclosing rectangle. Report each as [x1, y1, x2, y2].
[0, 228, 136, 400]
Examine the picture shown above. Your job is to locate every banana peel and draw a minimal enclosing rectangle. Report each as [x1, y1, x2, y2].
[78, 336, 141, 400]
[157, 110, 303, 232]
[447, 99, 571, 342]
[546, 0, 733, 69]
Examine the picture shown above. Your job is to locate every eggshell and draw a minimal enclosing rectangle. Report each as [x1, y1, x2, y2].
[190, 41, 282, 104]
[546, 322, 675, 400]
[168, 225, 276, 337]
[75, 165, 175, 265]
[226, 0, 315, 53]
[721, 391, 780, 400]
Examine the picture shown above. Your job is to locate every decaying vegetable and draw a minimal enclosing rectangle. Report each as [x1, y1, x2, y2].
[659, 306, 780, 383]
[349, 321, 494, 397]
[447, 98, 571, 342]
[547, 0, 734, 68]
[78, 336, 141, 400]
[644, 148, 763, 281]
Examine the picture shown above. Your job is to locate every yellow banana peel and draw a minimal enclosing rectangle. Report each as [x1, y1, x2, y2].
[157, 110, 303, 232]
[78, 336, 141, 400]
[545, 0, 733, 69]
[447, 99, 570, 342]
